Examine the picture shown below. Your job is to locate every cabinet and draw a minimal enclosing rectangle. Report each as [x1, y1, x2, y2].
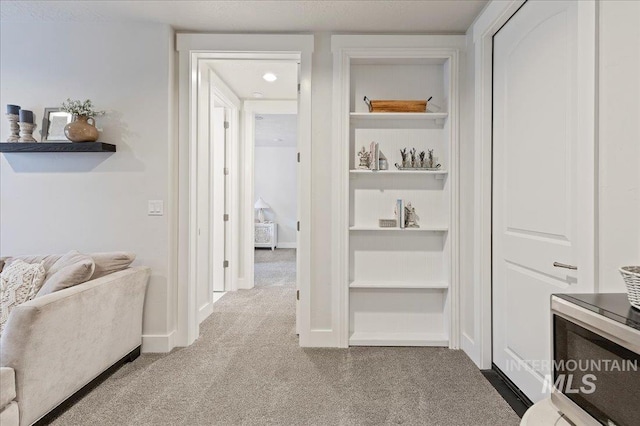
[333, 36, 461, 347]
[255, 222, 277, 250]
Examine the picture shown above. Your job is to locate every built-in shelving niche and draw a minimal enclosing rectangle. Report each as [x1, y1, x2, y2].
[338, 44, 458, 348]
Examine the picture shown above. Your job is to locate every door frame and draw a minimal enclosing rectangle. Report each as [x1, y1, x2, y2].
[176, 34, 314, 348]
[241, 99, 298, 291]
[470, 0, 597, 369]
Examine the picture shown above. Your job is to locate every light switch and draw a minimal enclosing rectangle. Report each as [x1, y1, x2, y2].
[148, 200, 164, 216]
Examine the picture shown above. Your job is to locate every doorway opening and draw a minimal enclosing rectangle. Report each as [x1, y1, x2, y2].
[253, 112, 298, 293]
[190, 55, 304, 340]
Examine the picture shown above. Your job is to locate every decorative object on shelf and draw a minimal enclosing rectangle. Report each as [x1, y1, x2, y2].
[363, 96, 428, 113]
[41, 108, 73, 142]
[254, 197, 271, 223]
[426, 149, 441, 170]
[369, 142, 380, 170]
[379, 156, 388, 170]
[357, 146, 371, 169]
[404, 202, 419, 228]
[400, 148, 410, 168]
[5, 104, 20, 142]
[395, 199, 405, 229]
[378, 219, 397, 228]
[394, 147, 442, 170]
[619, 266, 640, 309]
[410, 148, 418, 168]
[61, 99, 105, 142]
[419, 151, 426, 167]
[18, 122, 37, 142]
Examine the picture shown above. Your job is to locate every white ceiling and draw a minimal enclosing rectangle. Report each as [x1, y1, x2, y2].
[209, 60, 298, 100]
[255, 114, 297, 147]
[0, 1, 487, 33]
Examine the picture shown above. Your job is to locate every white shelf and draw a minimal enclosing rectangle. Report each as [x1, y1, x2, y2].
[350, 169, 448, 176]
[350, 112, 448, 121]
[350, 280, 449, 289]
[349, 332, 449, 347]
[349, 226, 448, 232]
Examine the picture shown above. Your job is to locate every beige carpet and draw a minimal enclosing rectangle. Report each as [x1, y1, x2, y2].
[50, 249, 519, 425]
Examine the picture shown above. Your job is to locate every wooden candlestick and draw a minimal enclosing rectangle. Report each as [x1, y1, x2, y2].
[6, 113, 19, 142]
[18, 122, 37, 142]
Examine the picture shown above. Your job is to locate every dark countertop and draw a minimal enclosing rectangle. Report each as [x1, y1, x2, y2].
[554, 293, 640, 331]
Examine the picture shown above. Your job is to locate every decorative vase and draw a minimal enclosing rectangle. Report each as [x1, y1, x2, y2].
[64, 115, 99, 142]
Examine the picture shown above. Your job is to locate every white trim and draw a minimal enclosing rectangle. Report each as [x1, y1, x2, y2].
[176, 34, 314, 349]
[243, 99, 298, 291]
[331, 36, 464, 349]
[142, 331, 176, 353]
[468, 0, 525, 370]
[275, 242, 297, 249]
[198, 302, 214, 323]
[468, 0, 597, 370]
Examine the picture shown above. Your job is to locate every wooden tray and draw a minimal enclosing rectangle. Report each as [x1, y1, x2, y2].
[364, 96, 427, 113]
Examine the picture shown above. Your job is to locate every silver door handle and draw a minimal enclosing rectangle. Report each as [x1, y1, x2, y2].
[553, 262, 577, 270]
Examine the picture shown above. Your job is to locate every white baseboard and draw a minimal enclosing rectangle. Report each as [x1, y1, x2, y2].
[198, 302, 213, 323]
[236, 278, 254, 290]
[142, 330, 176, 353]
[276, 242, 297, 249]
[300, 329, 341, 347]
[461, 331, 481, 368]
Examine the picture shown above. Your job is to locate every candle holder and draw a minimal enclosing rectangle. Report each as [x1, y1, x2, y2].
[18, 122, 37, 142]
[5, 113, 19, 142]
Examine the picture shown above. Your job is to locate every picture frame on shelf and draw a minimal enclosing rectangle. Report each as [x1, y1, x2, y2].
[41, 108, 72, 142]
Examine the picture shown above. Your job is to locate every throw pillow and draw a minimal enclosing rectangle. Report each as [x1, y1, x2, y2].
[36, 251, 95, 297]
[4, 254, 63, 273]
[0, 260, 46, 333]
[89, 252, 136, 279]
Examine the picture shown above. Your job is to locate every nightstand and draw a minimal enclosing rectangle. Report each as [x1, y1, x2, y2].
[255, 222, 277, 250]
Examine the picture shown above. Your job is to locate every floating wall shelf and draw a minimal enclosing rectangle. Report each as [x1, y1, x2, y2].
[0, 142, 116, 153]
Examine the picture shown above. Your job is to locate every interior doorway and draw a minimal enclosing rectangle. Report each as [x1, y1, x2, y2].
[188, 54, 306, 342]
[253, 112, 298, 291]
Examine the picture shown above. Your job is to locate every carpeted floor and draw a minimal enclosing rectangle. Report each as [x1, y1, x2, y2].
[50, 249, 519, 425]
[254, 248, 296, 288]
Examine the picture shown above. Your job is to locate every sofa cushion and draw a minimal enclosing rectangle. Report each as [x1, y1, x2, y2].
[36, 251, 95, 297]
[4, 254, 63, 273]
[89, 252, 136, 279]
[0, 402, 18, 426]
[0, 260, 46, 333]
[0, 368, 16, 409]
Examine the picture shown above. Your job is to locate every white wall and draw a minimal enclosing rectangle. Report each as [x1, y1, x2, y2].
[310, 33, 335, 330]
[254, 147, 298, 246]
[0, 22, 175, 352]
[598, 0, 640, 292]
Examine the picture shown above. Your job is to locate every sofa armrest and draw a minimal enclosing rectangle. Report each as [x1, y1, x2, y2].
[0, 266, 150, 426]
[0, 367, 16, 409]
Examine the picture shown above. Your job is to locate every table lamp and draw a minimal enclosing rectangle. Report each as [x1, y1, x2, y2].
[254, 197, 271, 223]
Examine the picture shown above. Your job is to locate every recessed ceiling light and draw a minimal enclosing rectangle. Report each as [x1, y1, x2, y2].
[262, 72, 277, 82]
[273, 138, 283, 142]
[252, 92, 264, 98]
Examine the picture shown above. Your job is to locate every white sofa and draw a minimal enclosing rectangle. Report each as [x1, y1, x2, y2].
[0, 266, 150, 426]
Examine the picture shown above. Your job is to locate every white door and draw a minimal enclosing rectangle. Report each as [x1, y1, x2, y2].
[493, 0, 596, 402]
[212, 107, 226, 292]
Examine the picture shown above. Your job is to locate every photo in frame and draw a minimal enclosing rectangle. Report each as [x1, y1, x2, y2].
[41, 108, 72, 141]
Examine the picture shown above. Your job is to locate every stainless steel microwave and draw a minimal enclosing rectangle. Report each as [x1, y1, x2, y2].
[551, 294, 640, 426]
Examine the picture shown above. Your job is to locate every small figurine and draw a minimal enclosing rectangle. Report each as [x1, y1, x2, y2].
[405, 202, 419, 228]
[358, 146, 371, 169]
[410, 148, 418, 168]
[400, 148, 410, 168]
[419, 151, 426, 168]
[427, 149, 441, 169]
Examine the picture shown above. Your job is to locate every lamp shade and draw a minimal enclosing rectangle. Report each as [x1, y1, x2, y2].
[254, 197, 271, 210]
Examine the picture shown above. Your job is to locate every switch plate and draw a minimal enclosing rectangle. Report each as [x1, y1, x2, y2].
[148, 200, 164, 216]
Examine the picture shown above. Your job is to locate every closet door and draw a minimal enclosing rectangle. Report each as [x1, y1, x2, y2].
[492, 0, 596, 402]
